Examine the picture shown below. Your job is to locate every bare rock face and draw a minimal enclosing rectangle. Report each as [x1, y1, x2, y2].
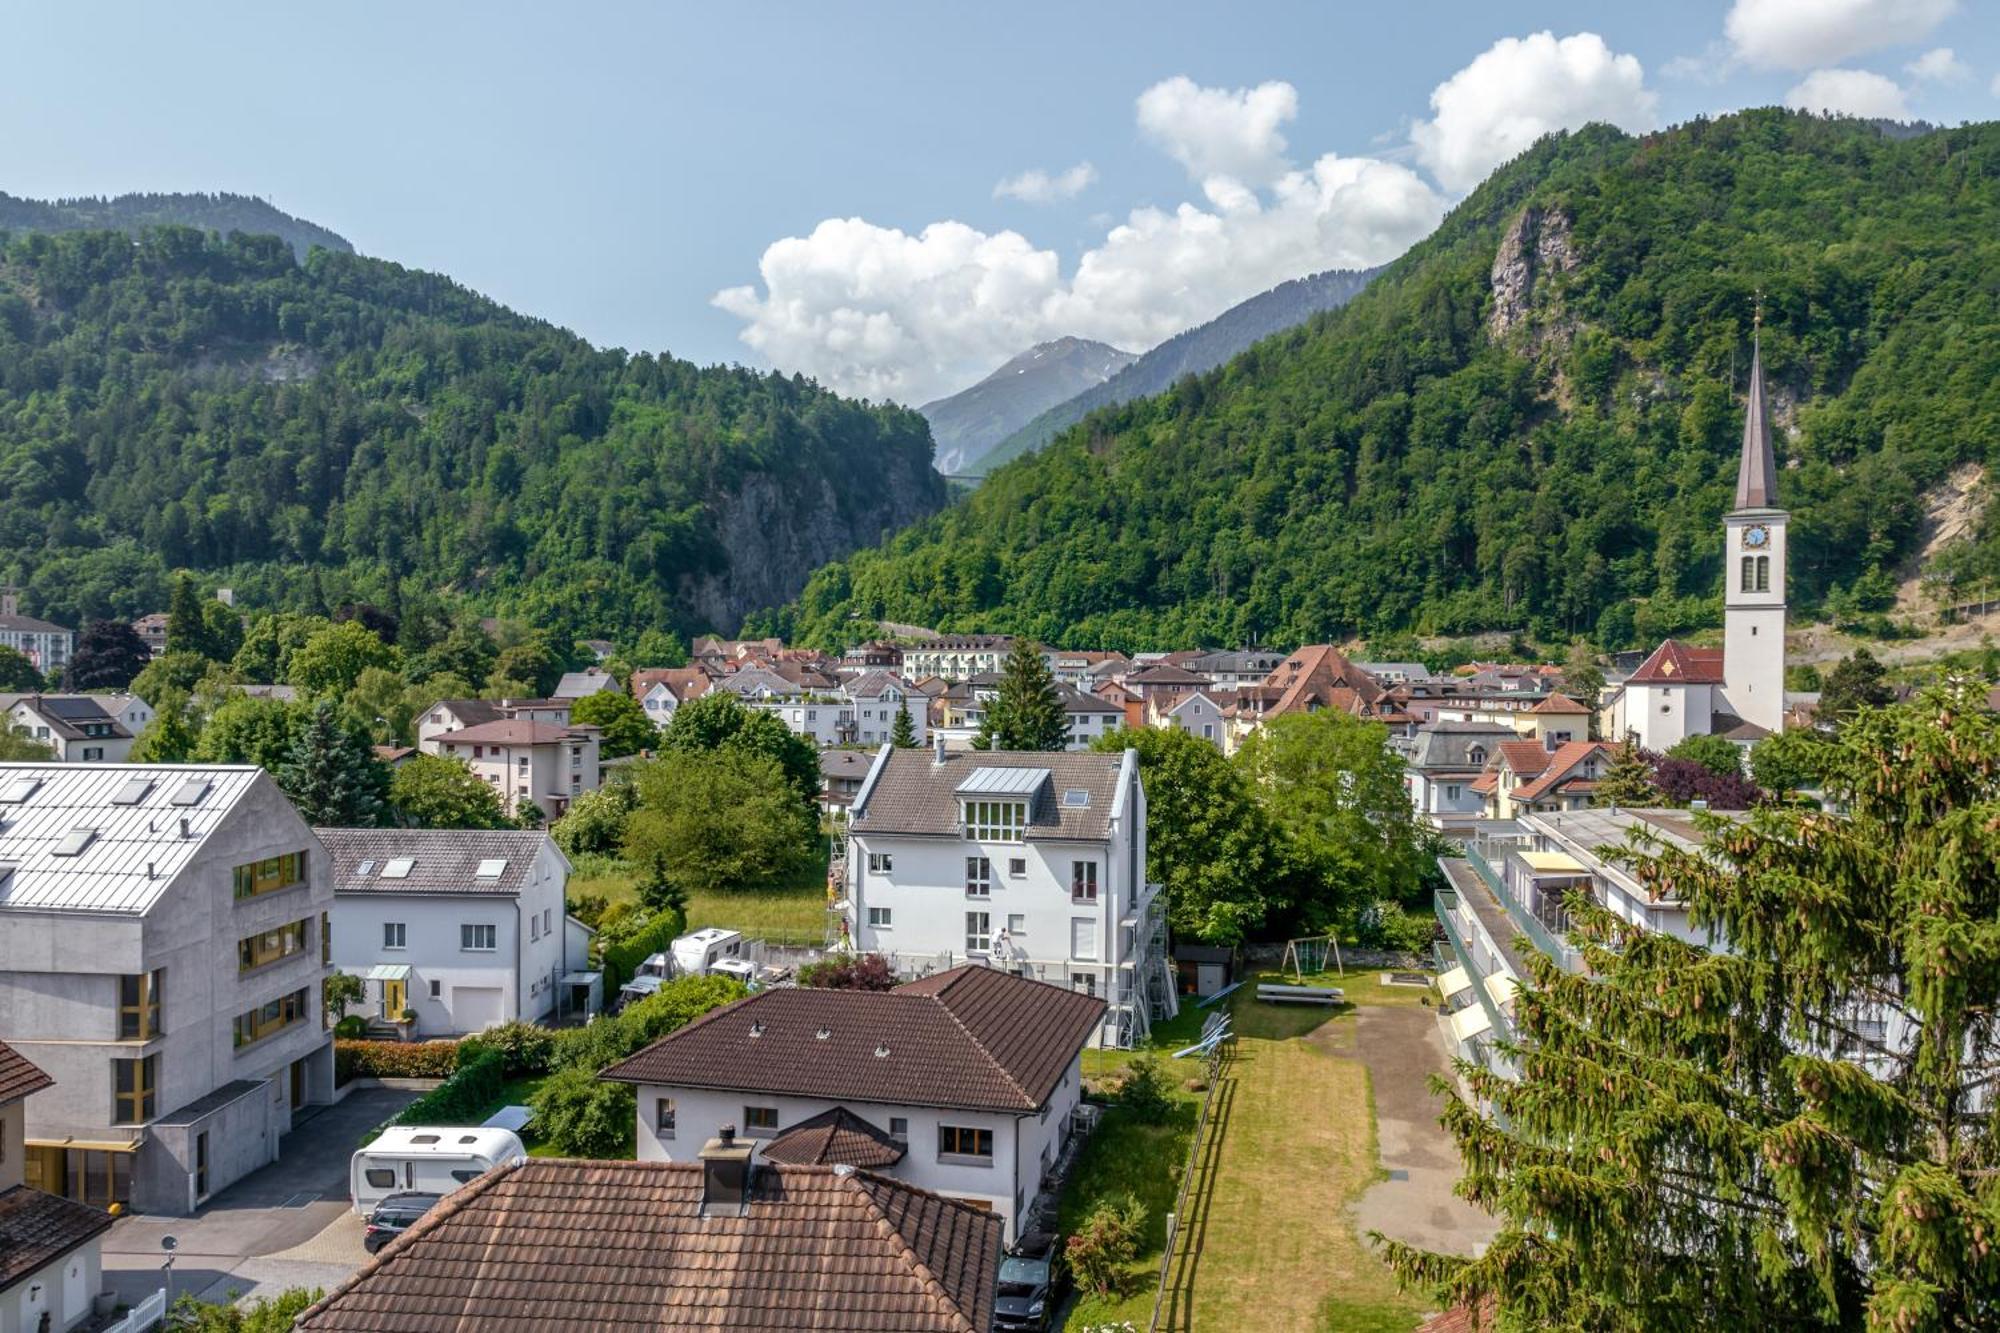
[1487, 206, 1579, 343]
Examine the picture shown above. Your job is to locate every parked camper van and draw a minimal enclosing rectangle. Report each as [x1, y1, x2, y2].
[671, 928, 745, 977]
[350, 1125, 526, 1214]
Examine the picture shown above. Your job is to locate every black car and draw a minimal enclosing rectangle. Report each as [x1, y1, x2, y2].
[992, 1252, 1068, 1332]
[363, 1191, 442, 1254]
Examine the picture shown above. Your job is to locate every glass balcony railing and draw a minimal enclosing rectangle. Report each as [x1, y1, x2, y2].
[1434, 895, 1513, 1043]
[1461, 844, 1585, 973]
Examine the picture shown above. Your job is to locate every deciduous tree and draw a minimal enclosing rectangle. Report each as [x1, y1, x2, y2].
[388, 754, 513, 829]
[287, 621, 398, 699]
[622, 748, 815, 897]
[570, 689, 658, 759]
[64, 619, 152, 690]
[0, 646, 43, 691]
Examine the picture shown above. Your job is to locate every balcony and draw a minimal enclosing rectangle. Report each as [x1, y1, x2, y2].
[1434, 893, 1514, 1047]
[1459, 843, 1585, 974]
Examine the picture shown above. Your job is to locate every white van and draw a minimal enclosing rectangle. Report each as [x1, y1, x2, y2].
[350, 1125, 526, 1214]
[671, 928, 745, 977]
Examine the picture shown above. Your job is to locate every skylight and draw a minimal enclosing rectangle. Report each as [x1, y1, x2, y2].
[168, 776, 212, 807]
[111, 777, 155, 806]
[53, 828, 98, 857]
[0, 777, 40, 803]
[475, 858, 507, 878]
[382, 858, 416, 879]
[356, 860, 375, 876]
[1062, 789, 1090, 808]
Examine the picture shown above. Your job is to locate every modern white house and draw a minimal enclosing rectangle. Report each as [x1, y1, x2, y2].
[0, 1041, 114, 1333]
[841, 742, 1176, 1047]
[3, 696, 135, 763]
[630, 667, 712, 728]
[417, 717, 602, 823]
[1058, 684, 1124, 750]
[1147, 689, 1227, 748]
[0, 591, 72, 677]
[844, 672, 929, 748]
[0, 763, 337, 1216]
[603, 965, 1103, 1242]
[318, 828, 580, 1036]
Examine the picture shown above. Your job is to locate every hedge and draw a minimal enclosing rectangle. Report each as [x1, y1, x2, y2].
[601, 907, 686, 995]
[393, 1050, 505, 1128]
[335, 1040, 461, 1082]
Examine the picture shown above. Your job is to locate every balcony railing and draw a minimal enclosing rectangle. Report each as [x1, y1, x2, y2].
[1434, 895, 1513, 1045]
[1461, 844, 1585, 973]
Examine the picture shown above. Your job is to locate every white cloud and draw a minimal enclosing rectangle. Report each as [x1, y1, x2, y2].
[1905, 46, 1968, 81]
[1784, 67, 1913, 117]
[1136, 75, 1298, 186]
[1410, 32, 1658, 194]
[993, 162, 1098, 204]
[1725, 0, 1956, 70]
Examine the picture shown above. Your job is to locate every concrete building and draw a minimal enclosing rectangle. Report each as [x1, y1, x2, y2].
[0, 764, 336, 1216]
[0, 1041, 114, 1333]
[840, 743, 1175, 1047]
[896, 636, 1016, 684]
[318, 829, 577, 1036]
[603, 965, 1102, 1242]
[3, 697, 134, 763]
[0, 591, 71, 678]
[419, 719, 601, 823]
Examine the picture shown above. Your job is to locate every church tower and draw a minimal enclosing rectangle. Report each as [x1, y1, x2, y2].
[1721, 332, 1788, 734]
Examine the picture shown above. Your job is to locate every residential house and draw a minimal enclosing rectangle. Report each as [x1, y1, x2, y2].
[841, 743, 1176, 1047]
[604, 964, 1101, 1241]
[1116, 662, 1214, 705]
[630, 667, 712, 728]
[845, 672, 928, 747]
[580, 638, 615, 662]
[292, 1154, 999, 1333]
[896, 635, 1016, 684]
[1059, 684, 1124, 750]
[0, 1042, 114, 1333]
[1473, 739, 1612, 821]
[318, 828, 578, 1035]
[1224, 645, 1394, 752]
[422, 720, 601, 822]
[1516, 692, 1593, 748]
[820, 749, 875, 821]
[132, 612, 171, 659]
[1045, 650, 1129, 688]
[1396, 722, 1520, 834]
[0, 591, 71, 677]
[414, 698, 573, 749]
[1354, 661, 1433, 685]
[1145, 688, 1228, 748]
[1182, 649, 1287, 689]
[839, 640, 904, 675]
[0, 764, 336, 1215]
[690, 636, 786, 669]
[553, 668, 620, 700]
[3, 697, 133, 763]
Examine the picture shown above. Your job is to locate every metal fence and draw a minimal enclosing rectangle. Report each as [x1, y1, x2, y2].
[1148, 1034, 1234, 1333]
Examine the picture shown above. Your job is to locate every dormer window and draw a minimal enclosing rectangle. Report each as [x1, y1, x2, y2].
[1467, 746, 1486, 766]
[964, 800, 1026, 842]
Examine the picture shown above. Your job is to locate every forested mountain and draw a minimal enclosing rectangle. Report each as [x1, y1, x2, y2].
[972, 265, 1379, 476]
[921, 337, 1136, 474]
[0, 190, 352, 259]
[776, 111, 2000, 652]
[0, 227, 946, 636]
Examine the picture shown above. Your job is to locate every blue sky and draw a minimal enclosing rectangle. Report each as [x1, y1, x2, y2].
[3, 2, 1994, 403]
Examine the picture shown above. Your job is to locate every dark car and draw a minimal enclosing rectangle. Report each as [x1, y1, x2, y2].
[992, 1252, 1068, 1332]
[1007, 1227, 1059, 1261]
[363, 1191, 442, 1254]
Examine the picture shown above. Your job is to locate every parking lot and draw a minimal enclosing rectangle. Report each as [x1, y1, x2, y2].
[101, 1086, 416, 1310]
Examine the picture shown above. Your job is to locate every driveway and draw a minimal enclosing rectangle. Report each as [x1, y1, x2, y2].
[102, 1086, 416, 1309]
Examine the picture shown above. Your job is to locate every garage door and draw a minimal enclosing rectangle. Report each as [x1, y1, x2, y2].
[452, 987, 505, 1031]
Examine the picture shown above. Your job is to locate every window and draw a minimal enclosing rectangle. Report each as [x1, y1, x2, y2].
[364, 1167, 396, 1190]
[238, 920, 309, 972]
[461, 924, 498, 952]
[113, 1056, 157, 1124]
[475, 858, 507, 878]
[743, 1105, 779, 1137]
[868, 852, 893, 874]
[1740, 554, 1755, 593]
[1071, 918, 1099, 961]
[381, 858, 415, 879]
[938, 1125, 993, 1160]
[118, 970, 164, 1040]
[450, 1168, 483, 1183]
[1467, 746, 1486, 766]
[321, 911, 332, 965]
[966, 856, 992, 898]
[234, 988, 308, 1048]
[1755, 555, 1771, 593]
[1062, 789, 1090, 808]
[868, 907, 892, 928]
[195, 1131, 208, 1197]
[1071, 861, 1099, 903]
[963, 799, 1026, 842]
[889, 1117, 908, 1142]
[53, 828, 97, 857]
[233, 850, 307, 900]
[383, 922, 407, 950]
[655, 1098, 676, 1138]
[966, 911, 992, 953]
[1444, 784, 1462, 802]
[1008, 857, 1026, 878]
[1007, 913, 1026, 936]
[1073, 973, 1097, 997]
[429, 979, 442, 999]
[530, 914, 540, 941]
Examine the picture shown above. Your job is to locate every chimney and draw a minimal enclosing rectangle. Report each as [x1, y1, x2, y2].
[698, 1127, 757, 1216]
[932, 733, 947, 766]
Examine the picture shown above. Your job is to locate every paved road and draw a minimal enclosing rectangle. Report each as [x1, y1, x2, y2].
[102, 1086, 415, 1309]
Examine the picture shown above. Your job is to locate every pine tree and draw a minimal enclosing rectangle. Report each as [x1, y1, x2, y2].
[165, 574, 215, 660]
[1592, 739, 1662, 808]
[975, 641, 1066, 752]
[889, 701, 918, 748]
[1384, 683, 2000, 1329]
[276, 699, 388, 826]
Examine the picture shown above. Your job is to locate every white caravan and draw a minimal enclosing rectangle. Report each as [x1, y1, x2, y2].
[349, 1125, 526, 1213]
[670, 928, 745, 977]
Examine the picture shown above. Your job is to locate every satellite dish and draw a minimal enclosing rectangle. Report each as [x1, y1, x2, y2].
[160, 1236, 178, 1253]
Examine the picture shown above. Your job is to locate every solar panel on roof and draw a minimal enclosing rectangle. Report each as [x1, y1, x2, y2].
[475, 858, 507, 878]
[111, 777, 155, 806]
[382, 858, 415, 878]
[169, 776, 212, 807]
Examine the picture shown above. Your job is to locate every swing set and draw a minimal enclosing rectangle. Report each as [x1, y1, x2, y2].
[1279, 933, 1343, 982]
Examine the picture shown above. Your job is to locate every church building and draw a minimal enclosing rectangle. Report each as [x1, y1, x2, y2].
[1602, 336, 1789, 750]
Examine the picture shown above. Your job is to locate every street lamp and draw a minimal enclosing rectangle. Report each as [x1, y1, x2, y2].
[160, 1235, 177, 1310]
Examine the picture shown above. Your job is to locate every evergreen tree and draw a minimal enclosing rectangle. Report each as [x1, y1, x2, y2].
[1592, 740, 1663, 807]
[276, 699, 387, 826]
[635, 851, 690, 920]
[64, 619, 153, 690]
[1819, 646, 1894, 724]
[1383, 683, 2000, 1329]
[889, 701, 918, 748]
[975, 641, 1066, 751]
[165, 574, 215, 659]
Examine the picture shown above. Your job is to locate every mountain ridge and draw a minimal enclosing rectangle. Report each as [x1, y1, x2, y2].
[0, 190, 353, 260]
[920, 336, 1136, 475]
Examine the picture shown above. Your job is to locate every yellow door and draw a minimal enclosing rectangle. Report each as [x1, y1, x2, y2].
[382, 978, 406, 1018]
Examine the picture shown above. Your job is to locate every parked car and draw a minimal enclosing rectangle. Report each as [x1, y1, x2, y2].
[1007, 1226, 1059, 1261]
[363, 1192, 442, 1253]
[992, 1251, 1068, 1332]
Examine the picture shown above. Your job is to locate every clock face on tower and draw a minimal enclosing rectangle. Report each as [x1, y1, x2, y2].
[1744, 524, 1770, 549]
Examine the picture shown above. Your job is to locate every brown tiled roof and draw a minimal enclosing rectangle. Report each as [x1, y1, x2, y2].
[1626, 640, 1726, 686]
[1254, 644, 1384, 717]
[761, 1107, 907, 1168]
[296, 1158, 997, 1332]
[630, 667, 711, 703]
[603, 965, 1104, 1114]
[0, 1040, 53, 1105]
[1528, 692, 1591, 715]
[1495, 740, 1553, 778]
[438, 719, 594, 746]
[0, 1185, 112, 1293]
[1512, 741, 1613, 803]
[1418, 1298, 1497, 1333]
[850, 748, 1127, 843]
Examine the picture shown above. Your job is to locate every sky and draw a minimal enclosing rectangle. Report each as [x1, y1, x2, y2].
[3, 1, 1996, 406]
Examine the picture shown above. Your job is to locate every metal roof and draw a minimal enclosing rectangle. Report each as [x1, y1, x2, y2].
[0, 763, 265, 914]
[953, 766, 1050, 797]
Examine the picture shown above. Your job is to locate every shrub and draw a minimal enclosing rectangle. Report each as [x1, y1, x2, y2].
[333, 1015, 367, 1040]
[335, 1040, 460, 1081]
[600, 907, 688, 994]
[462, 1020, 558, 1077]
[1066, 1194, 1146, 1298]
[1114, 1054, 1176, 1125]
[796, 953, 896, 991]
[530, 1065, 633, 1157]
[394, 1050, 504, 1127]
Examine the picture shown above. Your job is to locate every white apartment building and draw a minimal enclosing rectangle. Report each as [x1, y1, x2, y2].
[841, 743, 1175, 1047]
[896, 636, 1016, 684]
[0, 764, 336, 1216]
[420, 720, 601, 823]
[0, 591, 71, 677]
[318, 828, 580, 1036]
[603, 965, 1103, 1241]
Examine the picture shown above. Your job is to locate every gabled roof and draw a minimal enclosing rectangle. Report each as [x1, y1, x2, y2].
[0, 613, 69, 634]
[849, 749, 1126, 842]
[603, 965, 1104, 1115]
[5, 695, 130, 741]
[315, 827, 561, 897]
[1255, 644, 1384, 716]
[294, 1158, 998, 1333]
[1123, 663, 1212, 687]
[1494, 740, 1554, 778]
[1512, 741, 1614, 803]
[0, 1040, 54, 1105]
[630, 667, 711, 703]
[0, 1185, 113, 1295]
[1626, 640, 1726, 686]
[846, 670, 911, 699]
[554, 669, 619, 698]
[1056, 683, 1122, 715]
[761, 1106, 907, 1168]
[1527, 692, 1591, 715]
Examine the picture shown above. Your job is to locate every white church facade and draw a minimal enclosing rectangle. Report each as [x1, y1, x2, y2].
[1603, 337, 1790, 751]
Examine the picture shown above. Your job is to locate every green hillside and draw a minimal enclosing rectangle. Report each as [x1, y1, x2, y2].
[774, 111, 2000, 653]
[0, 190, 353, 259]
[0, 227, 946, 636]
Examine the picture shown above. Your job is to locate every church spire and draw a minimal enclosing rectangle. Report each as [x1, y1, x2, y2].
[1735, 315, 1777, 510]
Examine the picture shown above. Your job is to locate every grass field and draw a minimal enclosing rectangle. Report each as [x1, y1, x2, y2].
[569, 856, 831, 941]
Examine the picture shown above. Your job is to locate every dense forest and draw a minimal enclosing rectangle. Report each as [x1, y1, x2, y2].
[774, 111, 2000, 653]
[0, 227, 945, 638]
[0, 190, 353, 259]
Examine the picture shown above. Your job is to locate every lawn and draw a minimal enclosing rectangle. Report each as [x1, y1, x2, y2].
[569, 854, 831, 943]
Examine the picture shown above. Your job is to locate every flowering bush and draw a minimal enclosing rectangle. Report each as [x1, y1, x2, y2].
[334, 1039, 460, 1081]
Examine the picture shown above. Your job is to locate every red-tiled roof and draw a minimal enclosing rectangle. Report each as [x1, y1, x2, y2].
[630, 667, 711, 703]
[1494, 740, 1553, 778]
[1626, 640, 1726, 686]
[761, 1107, 907, 1168]
[1418, 1298, 1497, 1333]
[1528, 692, 1591, 715]
[438, 719, 594, 746]
[1513, 741, 1614, 803]
[0, 1041, 53, 1106]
